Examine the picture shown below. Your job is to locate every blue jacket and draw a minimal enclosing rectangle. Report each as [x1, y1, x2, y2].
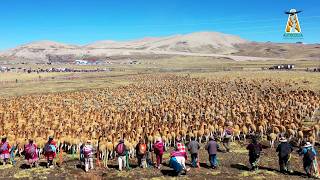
[299, 146, 317, 164]
[299, 146, 317, 156]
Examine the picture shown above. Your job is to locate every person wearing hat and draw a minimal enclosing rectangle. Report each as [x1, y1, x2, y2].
[44, 136, 57, 168]
[246, 137, 262, 171]
[171, 137, 189, 175]
[276, 137, 293, 174]
[205, 136, 219, 169]
[0, 137, 11, 166]
[222, 122, 233, 152]
[152, 137, 165, 169]
[83, 140, 94, 172]
[24, 139, 39, 168]
[299, 142, 318, 178]
[115, 139, 128, 171]
[169, 147, 189, 176]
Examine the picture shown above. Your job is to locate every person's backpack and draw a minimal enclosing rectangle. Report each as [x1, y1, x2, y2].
[83, 146, 92, 157]
[26, 144, 36, 158]
[44, 144, 56, 153]
[305, 148, 316, 162]
[0, 142, 8, 153]
[116, 143, 125, 155]
[138, 143, 147, 155]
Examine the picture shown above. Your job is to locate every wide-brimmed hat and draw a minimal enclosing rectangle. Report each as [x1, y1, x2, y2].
[279, 137, 287, 142]
[304, 142, 312, 148]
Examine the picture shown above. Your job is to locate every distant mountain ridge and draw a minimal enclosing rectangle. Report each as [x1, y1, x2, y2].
[84, 32, 247, 53]
[0, 32, 247, 62]
[0, 31, 319, 63]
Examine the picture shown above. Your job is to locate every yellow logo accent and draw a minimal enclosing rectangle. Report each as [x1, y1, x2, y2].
[285, 9, 302, 33]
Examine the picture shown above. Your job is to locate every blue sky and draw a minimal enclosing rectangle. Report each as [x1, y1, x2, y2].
[0, 0, 319, 50]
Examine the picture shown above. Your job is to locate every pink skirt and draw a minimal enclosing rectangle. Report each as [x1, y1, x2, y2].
[0, 153, 10, 159]
[27, 158, 39, 164]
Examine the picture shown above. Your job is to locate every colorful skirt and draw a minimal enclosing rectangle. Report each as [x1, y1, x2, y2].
[45, 153, 56, 161]
[169, 157, 183, 173]
[0, 153, 10, 160]
[27, 158, 39, 164]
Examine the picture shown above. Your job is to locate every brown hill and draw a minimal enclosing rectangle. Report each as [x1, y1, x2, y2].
[0, 32, 319, 63]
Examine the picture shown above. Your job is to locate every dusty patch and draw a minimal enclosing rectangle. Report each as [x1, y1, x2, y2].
[13, 167, 51, 179]
[0, 164, 13, 170]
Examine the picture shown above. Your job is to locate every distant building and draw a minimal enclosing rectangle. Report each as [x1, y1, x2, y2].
[269, 64, 295, 70]
[0, 66, 8, 72]
[129, 60, 138, 64]
[75, 58, 103, 65]
[306, 67, 320, 72]
[75, 60, 89, 65]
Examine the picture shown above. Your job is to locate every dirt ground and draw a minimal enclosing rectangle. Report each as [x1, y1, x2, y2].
[0, 142, 316, 180]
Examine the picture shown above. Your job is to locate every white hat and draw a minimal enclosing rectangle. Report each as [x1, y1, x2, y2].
[279, 137, 287, 142]
[304, 142, 312, 148]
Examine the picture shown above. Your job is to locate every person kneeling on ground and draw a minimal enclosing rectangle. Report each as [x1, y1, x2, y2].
[169, 150, 190, 176]
[187, 137, 200, 168]
[298, 142, 318, 178]
[24, 139, 39, 168]
[115, 139, 128, 171]
[205, 136, 219, 169]
[136, 139, 147, 168]
[83, 140, 94, 172]
[0, 137, 11, 166]
[44, 136, 57, 168]
[276, 137, 293, 174]
[246, 137, 262, 171]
